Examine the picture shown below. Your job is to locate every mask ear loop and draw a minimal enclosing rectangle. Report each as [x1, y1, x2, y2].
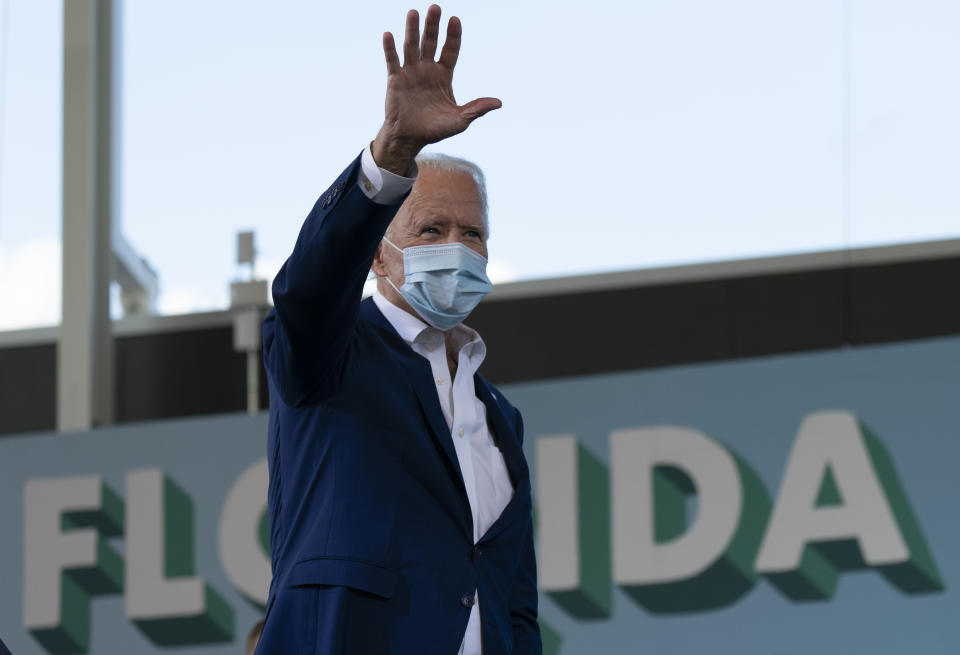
[382, 236, 404, 254]
[374, 237, 405, 288]
[384, 275, 404, 295]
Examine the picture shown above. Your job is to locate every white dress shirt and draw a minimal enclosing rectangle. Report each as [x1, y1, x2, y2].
[371, 291, 514, 655]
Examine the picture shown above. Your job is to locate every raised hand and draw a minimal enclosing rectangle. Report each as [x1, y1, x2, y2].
[371, 5, 501, 174]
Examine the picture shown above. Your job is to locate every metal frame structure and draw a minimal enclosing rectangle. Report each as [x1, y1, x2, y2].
[59, 0, 157, 431]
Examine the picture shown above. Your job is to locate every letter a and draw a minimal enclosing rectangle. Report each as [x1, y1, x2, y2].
[755, 411, 942, 599]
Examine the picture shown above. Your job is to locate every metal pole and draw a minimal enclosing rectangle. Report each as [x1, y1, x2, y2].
[246, 350, 259, 415]
[58, 0, 119, 430]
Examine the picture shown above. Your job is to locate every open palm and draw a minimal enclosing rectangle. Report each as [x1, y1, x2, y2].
[373, 6, 501, 172]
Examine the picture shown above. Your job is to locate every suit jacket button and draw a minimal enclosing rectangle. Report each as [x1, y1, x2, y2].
[473, 546, 482, 559]
[461, 594, 475, 608]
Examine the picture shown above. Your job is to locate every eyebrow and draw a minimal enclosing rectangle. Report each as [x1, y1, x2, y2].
[410, 217, 485, 234]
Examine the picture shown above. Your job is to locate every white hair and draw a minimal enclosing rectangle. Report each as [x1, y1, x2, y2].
[415, 153, 489, 235]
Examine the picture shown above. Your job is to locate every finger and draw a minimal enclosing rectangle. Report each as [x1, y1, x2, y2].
[382, 32, 401, 75]
[438, 16, 461, 69]
[459, 97, 503, 123]
[402, 9, 420, 66]
[421, 4, 441, 61]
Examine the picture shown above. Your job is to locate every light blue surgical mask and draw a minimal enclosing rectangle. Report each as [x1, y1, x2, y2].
[383, 237, 493, 331]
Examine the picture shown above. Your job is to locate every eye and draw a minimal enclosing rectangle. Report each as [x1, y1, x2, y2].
[421, 226, 440, 235]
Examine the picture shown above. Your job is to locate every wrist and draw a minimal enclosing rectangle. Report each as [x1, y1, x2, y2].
[371, 127, 421, 176]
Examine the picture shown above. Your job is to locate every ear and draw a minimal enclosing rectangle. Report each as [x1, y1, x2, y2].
[371, 241, 386, 277]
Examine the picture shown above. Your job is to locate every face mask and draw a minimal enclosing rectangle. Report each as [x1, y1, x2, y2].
[382, 237, 493, 331]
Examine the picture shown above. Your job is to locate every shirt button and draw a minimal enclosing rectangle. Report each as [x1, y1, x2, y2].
[436, 378, 445, 386]
[461, 594, 475, 608]
[458, 428, 465, 437]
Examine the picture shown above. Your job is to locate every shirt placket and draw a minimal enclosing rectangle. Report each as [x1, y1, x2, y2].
[452, 346, 483, 655]
[452, 350, 481, 543]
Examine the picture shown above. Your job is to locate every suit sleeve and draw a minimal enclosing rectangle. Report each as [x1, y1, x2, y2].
[263, 154, 407, 407]
[509, 410, 543, 654]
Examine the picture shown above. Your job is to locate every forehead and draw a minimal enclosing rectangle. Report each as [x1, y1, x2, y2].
[395, 167, 485, 229]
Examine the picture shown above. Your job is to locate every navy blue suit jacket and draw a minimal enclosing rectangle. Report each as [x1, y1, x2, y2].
[256, 155, 541, 655]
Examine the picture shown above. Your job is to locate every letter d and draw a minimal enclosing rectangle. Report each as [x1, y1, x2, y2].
[611, 426, 770, 612]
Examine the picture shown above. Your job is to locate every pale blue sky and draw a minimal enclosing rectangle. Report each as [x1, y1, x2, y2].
[1, 0, 958, 328]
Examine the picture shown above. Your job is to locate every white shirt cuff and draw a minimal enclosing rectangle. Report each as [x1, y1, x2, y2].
[358, 143, 418, 205]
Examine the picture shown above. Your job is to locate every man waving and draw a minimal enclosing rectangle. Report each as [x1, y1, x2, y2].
[257, 6, 540, 654]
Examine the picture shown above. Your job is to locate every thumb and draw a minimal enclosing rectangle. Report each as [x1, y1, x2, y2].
[459, 97, 503, 123]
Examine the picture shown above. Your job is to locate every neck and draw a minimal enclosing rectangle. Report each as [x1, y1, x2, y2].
[445, 334, 459, 379]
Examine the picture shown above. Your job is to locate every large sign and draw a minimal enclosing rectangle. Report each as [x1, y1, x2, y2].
[1, 336, 958, 654]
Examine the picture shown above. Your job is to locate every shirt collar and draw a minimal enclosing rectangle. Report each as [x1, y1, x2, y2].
[371, 289, 486, 359]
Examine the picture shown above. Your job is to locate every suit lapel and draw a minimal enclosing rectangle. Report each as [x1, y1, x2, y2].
[360, 300, 471, 512]
[396, 346, 466, 483]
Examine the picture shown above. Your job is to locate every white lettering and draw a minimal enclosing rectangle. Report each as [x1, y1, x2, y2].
[756, 411, 909, 573]
[611, 427, 742, 585]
